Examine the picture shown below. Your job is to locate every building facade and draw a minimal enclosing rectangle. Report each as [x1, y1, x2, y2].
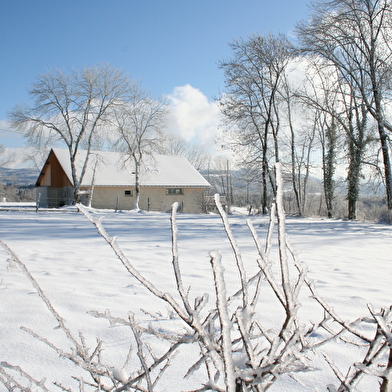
[35, 149, 211, 213]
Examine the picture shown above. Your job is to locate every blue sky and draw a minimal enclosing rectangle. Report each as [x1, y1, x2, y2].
[0, 0, 311, 150]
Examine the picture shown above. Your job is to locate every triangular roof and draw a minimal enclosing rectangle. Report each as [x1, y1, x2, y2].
[44, 148, 210, 188]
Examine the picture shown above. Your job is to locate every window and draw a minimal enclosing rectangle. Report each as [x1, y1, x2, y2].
[166, 188, 183, 195]
[124, 189, 132, 197]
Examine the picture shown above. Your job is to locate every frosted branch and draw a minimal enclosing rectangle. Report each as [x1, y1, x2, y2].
[170, 202, 193, 316]
[209, 250, 236, 392]
[0, 240, 85, 357]
[275, 163, 296, 326]
[128, 312, 153, 392]
[214, 193, 248, 309]
[0, 362, 49, 392]
[246, 219, 285, 306]
[77, 204, 189, 322]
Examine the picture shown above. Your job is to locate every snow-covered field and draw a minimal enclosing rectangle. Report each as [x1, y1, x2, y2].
[1, 205, 391, 391]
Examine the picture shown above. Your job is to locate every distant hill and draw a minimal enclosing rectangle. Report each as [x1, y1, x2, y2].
[0, 167, 39, 186]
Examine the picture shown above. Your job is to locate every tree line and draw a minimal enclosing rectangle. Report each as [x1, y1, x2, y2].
[5, 0, 392, 220]
[219, 0, 392, 220]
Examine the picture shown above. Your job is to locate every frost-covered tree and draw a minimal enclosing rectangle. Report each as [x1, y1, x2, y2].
[297, 0, 392, 211]
[111, 82, 167, 210]
[0, 144, 14, 168]
[158, 133, 211, 170]
[219, 33, 296, 213]
[8, 64, 132, 203]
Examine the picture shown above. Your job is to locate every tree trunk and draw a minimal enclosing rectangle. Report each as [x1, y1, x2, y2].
[378, 124, 392, 210]
[290, 124, 302, 216]
[73, 186, 81, 204]
[134, 174, 140, 210]
[302, 128, 316, 215]
[371, 54, 392, 211]
[322, 131, 336, 219]
[347, 138, 363, 220]
[71, 160, 81, 204]
[261, 150, 269, 214]
[286, 86, 302, 216]
[323, 165, 334, 219]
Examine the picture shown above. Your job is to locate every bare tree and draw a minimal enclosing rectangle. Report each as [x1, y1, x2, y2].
[297, 57, 372, 220]
[0, 145, 15, 168]
[111, 83, 167, 210]
[0, 145, 15, 202]
[158, 133, 211, 170]
[283, 109, 317, 217]
[219, 33, 295, 214]
[8, 64, 131, 203]
[278, 66, 318, 217]
[282, 77, 303, 216]
[298, 63, 342, 218]
[19, 146, 49, 173]
[339, 83, 370, 220]
[297, 0, 392, 211]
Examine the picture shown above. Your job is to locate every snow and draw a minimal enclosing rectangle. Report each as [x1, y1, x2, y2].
[49, 148, 210, 187]
[1, 206, 391, 391]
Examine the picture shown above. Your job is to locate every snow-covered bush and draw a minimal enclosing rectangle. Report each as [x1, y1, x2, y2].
[1, 163, 391, 391]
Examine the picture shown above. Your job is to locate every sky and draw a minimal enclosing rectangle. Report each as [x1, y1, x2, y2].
[0, 0, 311, 154]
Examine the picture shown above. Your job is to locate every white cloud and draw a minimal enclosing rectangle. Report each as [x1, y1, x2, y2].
[165, 84, 222, 147]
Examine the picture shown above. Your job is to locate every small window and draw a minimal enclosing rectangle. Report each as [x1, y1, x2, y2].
[167, 188, 183, 195]
[124, 189, 133, 197]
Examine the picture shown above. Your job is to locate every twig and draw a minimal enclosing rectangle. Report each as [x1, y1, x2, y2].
[77, 204, 189, 322]
[209, 250, 236, 392]
[170, 202, 193, 316]
[128, 312, 153, 392]
[0, 362, 49, 392]
[0, 240, 84, 356]
[214, 193, 248, 309]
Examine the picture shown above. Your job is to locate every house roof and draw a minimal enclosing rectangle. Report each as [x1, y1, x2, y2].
[48, 148, 211, 188]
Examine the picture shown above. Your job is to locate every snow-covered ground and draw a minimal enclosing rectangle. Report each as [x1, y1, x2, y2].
[0, 206, 391, 391]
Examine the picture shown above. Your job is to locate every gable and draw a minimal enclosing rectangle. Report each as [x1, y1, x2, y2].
[36, 150, 72, 187]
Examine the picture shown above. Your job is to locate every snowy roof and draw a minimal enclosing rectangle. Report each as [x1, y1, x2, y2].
[51, 148, 211, 188]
